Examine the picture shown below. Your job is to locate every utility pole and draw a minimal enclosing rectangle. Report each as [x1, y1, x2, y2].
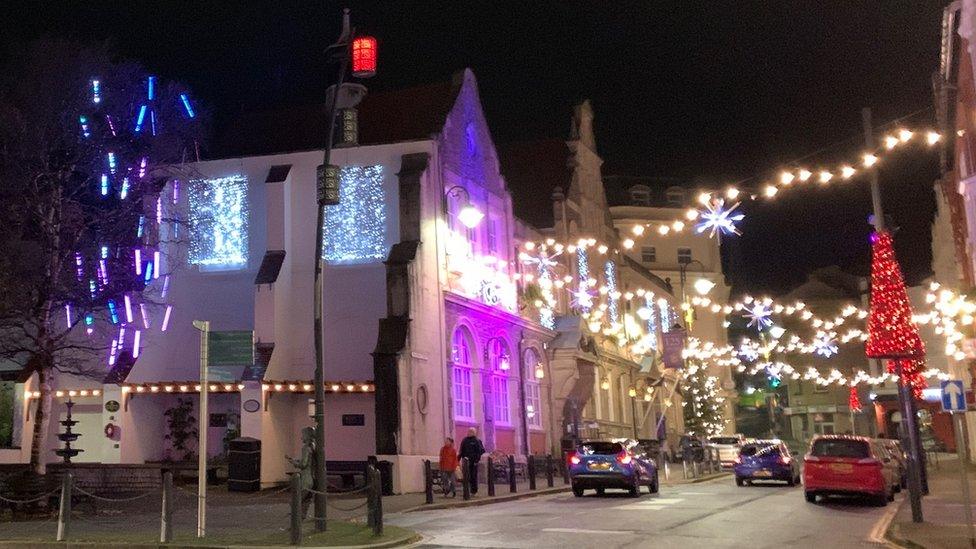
[863, 107, 924, 523]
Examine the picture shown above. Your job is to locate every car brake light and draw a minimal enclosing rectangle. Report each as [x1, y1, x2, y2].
[617, 452, 632, 465]
[780, 456, 791, 465]
[569, 453, 581, 465]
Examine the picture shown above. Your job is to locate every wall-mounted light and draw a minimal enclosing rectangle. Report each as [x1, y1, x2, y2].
[600, 377, 610, 391]
[445, 185, 484, 229]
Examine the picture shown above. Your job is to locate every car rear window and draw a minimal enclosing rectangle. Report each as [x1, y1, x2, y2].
[709, 437, 740, 445]
[741, 444, 781, 457]
[580, 442, 624, 455]
[811, 439, 869, 458]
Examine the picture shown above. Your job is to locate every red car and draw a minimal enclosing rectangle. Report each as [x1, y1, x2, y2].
[803, 435, 900, 506]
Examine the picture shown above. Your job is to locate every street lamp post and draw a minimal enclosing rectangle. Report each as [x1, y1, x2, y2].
[311, 9, 376, 532]
[862, 107, 924, 522]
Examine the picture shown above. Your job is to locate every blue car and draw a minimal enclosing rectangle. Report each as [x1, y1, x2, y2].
[734, 440, 801, 486]
[569, 440, 659, 497]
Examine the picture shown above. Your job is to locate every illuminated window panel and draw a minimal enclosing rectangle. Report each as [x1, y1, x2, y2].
[188, 176, 249, 269]
[322, 165, 387, 264]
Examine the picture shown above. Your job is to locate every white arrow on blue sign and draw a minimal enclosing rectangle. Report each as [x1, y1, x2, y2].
[942, 380, 967, 412]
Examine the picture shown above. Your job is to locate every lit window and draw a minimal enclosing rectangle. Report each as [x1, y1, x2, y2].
[188, 175, 249, 269]
[322, 165, 387, 264]
[487, 218, 498, 255]
[493, 375, 510, 425]
[452, 328, 474, 421]
[524, 348, 542, 428]
[665, 187, 686, 207]
[489, 338, 511, 425]
[641, 246, 656, 263]
[678, 247, 692, 265]
[630, 185, 651, 206]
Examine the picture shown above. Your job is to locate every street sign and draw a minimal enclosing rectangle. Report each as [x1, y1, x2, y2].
[941, 380, 967, 412]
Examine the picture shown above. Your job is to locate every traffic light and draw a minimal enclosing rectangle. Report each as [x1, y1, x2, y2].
[767, 374, 782, 389]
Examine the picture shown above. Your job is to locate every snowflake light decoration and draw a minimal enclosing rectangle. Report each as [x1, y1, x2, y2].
[744, 302, 773, 330]
[570, 285, 595, 310]
[519, 243, 562, 330]
[813, 333, 839, 358]
[695, 198, 744, 239]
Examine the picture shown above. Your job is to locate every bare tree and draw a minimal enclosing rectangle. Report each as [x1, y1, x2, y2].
[0, 39, 204, 474]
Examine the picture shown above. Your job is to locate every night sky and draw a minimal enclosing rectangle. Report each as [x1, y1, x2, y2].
[2, 1, 948, 293]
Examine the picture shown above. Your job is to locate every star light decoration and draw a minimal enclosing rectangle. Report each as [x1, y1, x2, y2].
[570, 285, 595, 311]
[744, 302, 773, 330]
[695, 197, 744, 240]
[813, 332, 839, 358]
[519, 242, 563, 330]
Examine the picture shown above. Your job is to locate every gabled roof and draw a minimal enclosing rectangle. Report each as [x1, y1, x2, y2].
[210, 79, 459, 158]
[497, 138, 572, 230]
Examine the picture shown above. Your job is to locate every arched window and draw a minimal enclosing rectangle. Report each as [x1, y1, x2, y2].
[488, 338, 511, 425]
[665, 186, 686, 207]
[523, 348, 543, 428]
[451, 327, 474, 421]
[629, 185, 651, 206]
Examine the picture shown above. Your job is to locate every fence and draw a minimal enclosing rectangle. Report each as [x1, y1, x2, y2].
[0, 466, 385, 547]
[680, 446, 723, 480]
[423, 454, 559, 503]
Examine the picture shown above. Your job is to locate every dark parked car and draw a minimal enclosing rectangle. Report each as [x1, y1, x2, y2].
[636, 438, 671, 465]
[568, 441, 659, 497]
[880, 438, 907, 490]
[733, 440, 800, 486]
[675, 435, 705, 462]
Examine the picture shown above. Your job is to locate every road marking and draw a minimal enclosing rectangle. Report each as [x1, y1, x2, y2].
[542, 527, 634, 535]
[616, 497, 684, 510]
[868, 494, 902, 544]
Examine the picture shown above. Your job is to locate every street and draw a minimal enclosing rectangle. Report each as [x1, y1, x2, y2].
[391, 476, 899, 548]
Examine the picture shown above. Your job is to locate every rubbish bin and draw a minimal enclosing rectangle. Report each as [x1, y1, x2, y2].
[228, 437, 261, 492]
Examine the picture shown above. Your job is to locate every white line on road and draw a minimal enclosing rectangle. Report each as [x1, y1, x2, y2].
[542, 527, 634, 535]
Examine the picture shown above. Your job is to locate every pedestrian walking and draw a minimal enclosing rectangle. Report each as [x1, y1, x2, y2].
[438, 437, 458, 497]
[458, 427, 485, 495]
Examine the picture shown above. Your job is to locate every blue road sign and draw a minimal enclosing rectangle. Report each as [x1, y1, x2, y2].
[942, 380, 967, 412]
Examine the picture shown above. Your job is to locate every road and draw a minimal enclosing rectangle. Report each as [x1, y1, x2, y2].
[390, 476, 900, 548]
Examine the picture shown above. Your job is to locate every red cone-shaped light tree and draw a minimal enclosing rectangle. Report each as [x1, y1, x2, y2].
[865, 231, 926, 399]
[849, 386, 863, 412]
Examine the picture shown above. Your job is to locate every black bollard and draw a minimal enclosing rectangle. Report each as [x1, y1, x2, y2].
[423, 460, 434, 504]
[546, 454, 554, 488]
[461, 458, 471, 500]
[290, 473, 302, 546]
[487, 457, 495, 497]
[508, 455, 517, 493]
[562, 451, 570, 484]
[528, 456, 537, 490]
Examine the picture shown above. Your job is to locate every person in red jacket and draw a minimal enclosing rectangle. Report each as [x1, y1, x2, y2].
[438, 437, 458, 497]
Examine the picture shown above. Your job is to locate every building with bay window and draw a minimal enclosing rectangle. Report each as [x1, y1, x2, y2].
[1, 69, 557, 493]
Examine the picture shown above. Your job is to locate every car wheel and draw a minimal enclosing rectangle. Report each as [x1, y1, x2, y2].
[804, 491, 816, 503]
[900, 475, 907, 490]
[787, 476, 796, 487]
[735, 476, 745, 487]
[649, 473, 659, 494]
[629, 483, 640, 498]
[595, 488, 605, 496]
[887, 488, 895, 502]
[572, 485, 584, 497]
[873, 494, 888, 507]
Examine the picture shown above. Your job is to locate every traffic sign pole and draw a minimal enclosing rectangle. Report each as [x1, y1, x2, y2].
[953, 412, 976, 549]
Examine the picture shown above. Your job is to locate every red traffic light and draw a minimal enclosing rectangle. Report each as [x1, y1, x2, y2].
[351, 36, 377, 78]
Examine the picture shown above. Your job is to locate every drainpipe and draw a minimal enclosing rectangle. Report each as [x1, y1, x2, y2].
[517, 330, 530, 456]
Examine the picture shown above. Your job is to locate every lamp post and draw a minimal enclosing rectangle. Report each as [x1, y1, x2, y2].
[311, 9, 376, 532]
[677, 259, 713, 332]
[444, 185, 484, 230]
[191, 320, 209, 539]
[862, 107, 924, 522]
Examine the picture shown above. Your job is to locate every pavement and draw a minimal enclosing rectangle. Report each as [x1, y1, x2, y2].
[887, 453, 976, 549]
[389, 472, 900, 548]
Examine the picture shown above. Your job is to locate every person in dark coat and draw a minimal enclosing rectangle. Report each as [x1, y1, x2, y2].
[458, 427, 485, 495]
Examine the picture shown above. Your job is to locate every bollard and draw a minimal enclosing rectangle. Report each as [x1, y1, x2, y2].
[290, 473, 302, 546]
[461, 458, 471, 500]
[528, 457, 537, 490]
[546, 455, 554, 488]
[423, 460, 434, 504]
[367, 465, 383, 536]
[508, 455, 517, 493]
[57, 472, 72, 542]
[487, 457, 495, 497]
[562, 452, 570, 485]
[160, 470, 174, 543]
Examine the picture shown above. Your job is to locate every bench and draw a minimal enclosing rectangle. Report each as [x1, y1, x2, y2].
[325, 460, 367, 491]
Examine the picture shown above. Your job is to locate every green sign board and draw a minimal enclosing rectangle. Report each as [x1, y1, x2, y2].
[206, 331, 253, 382]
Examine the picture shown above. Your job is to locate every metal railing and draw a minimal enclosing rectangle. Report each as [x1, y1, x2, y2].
[422, 454, 557, 504]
